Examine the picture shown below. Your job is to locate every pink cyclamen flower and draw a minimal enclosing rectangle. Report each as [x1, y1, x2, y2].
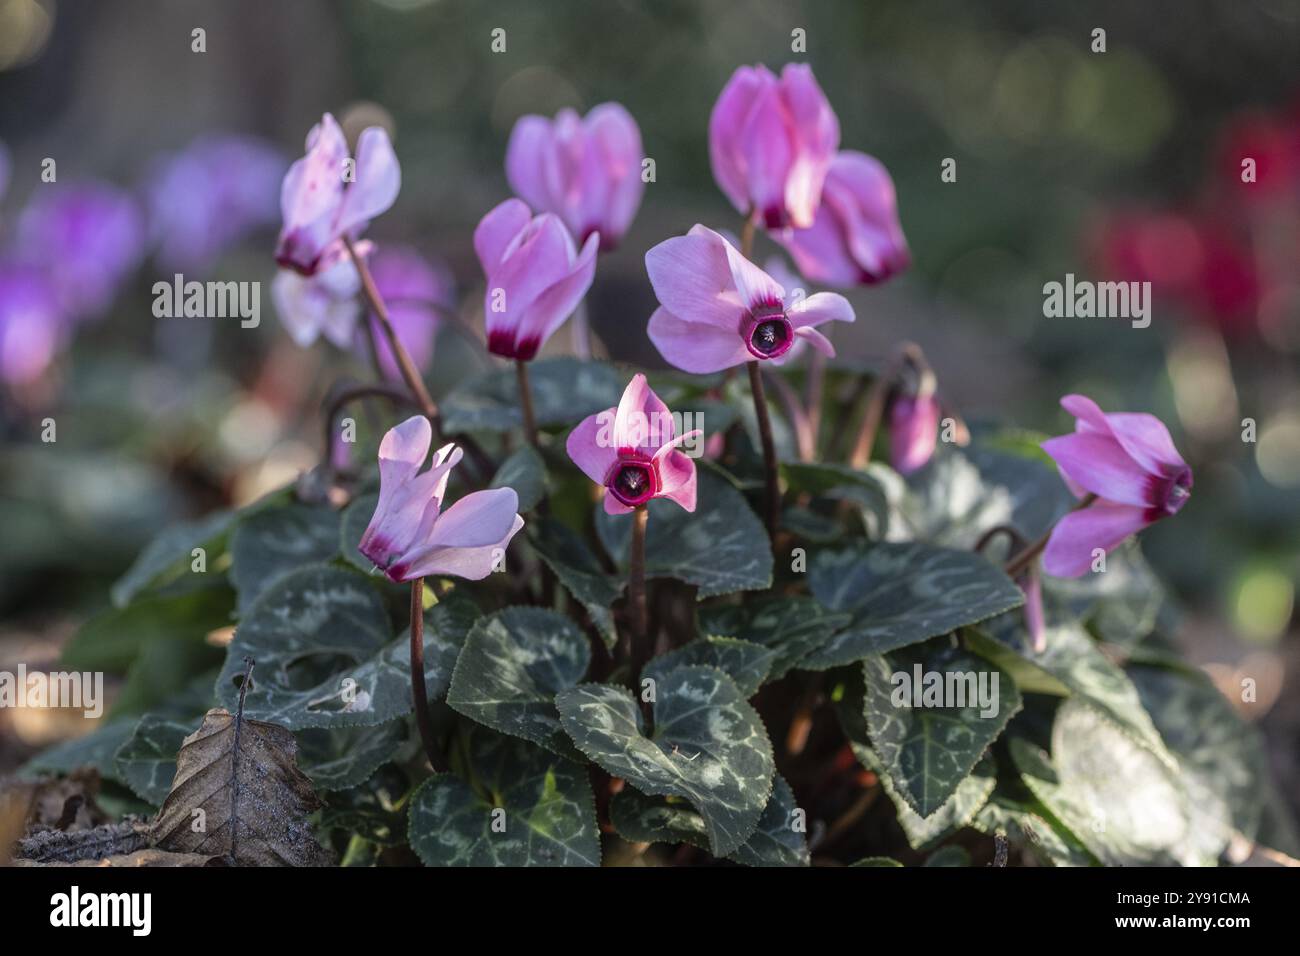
[0, 262, 67, 387]
[566, 373, 701, 515]
[275, 113, 399, 276]
[888, 359, 939, 475]
[710, 63, 840, 230]
[1041, 395, 1192, 578]
[358, 415, 524, 582]
[775, 150, 910, 287]
[271, 240, 371, 347]
[1018, 569, 1046, 653]
[506, 103, 645, 250]
[645, 225, 854, 373]
[474, 198, 599, 361]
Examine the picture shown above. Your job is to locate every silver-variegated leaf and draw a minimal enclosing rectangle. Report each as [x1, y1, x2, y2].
[644, 636, 775, 697]
[698, 597, 852, 680]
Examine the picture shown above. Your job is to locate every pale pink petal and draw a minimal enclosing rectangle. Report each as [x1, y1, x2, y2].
[1041, 432, 1155, 508]
[511, 230, 599, 359]
[614, 373, 674, 453]
[708, 66, 768, 215]
[585, 103, 645, 244]
[1104, 412, 1187, 474]
[740, 82, 794, 225]
[603, 492, 634, 516]
[644, 230, 747, 331]
[424, 487, 521, 550]
[566, 409, 620, 485]
[336, 126, 401, 236]
[715, 228, 785, 310]
[403, 514, 525, 581]
[654, 435, 700, 513]
[890, 395, 940, 475]
[473, 198, 532, 275]
[793, 325, 835, 357]
[275, 115, 349, 270]
[1042, 502, 1151, 578]
[779, 64, 839, 228]
[775, 208, 862, 287]
[378, 415, 433, 489]
[788, 291, 853, 328]
[647, 306, 750, 373]
[505, 115, 555, 213]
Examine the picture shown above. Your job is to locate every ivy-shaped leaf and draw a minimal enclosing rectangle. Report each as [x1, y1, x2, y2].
[216, 564, 476, 730]
[320, 766, 410, 847]
[1010, 699, 1192, 866]
[780, 461, 891, 537]
[974, 617, 1175, 769]
[230, 501, 343, 612]
[972, 795, 1097, 867]
[21, 719, 137, 784]
[339, 492, 379, 573]
[529, 518, 620, 648]
[296, 721, 408, 792]
[806, 542, 1023, 669]
[491, 445, 547, 512]
[114, 715, 191, 805]
[408, 731, 600, 866]
[644, 636, 775, 697]
[557, 665, 774, 856]
[110, 508, 237, 607]
[441, 357, 624, 434]
[446, 607, 590, 758]
[862, 640, 1022, 816]
[596, 469, 773, 598]
[611, 773, 809, 866]
[699, 596, 852, 680]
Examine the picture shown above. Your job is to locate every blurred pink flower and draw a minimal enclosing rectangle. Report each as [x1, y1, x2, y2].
[889, 395, 940, 475]
[1041, 395, 1192, 578]
[474, 198, 598, 360]
[359, 245, 453, 379]
[16, 182, 146, 321]
[0, 262, 66, 386]
[358, 415, 523, 582]
[775, 150, 910, 287]
[148, 134, 286, 273]
[645, 225, 853, 373]
[1019, 569, 1046, 653]
[710, 63, 840, 229]
[506, 103, 645, 250]
[271, 241, 370, 347]
[566, 373, 700, 514]
[275, 114, 399, 276]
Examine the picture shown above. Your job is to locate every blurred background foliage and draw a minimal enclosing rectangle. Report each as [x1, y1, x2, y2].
[0, 0, 1298, 815]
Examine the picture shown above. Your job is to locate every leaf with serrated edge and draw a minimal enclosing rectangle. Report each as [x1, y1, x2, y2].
[557, 665, 774, 856]
[806, 542, 1023, 669]
[1010, 699, 1191, 866]
[644, 636, 775, 697]
[862, 640, 1022, 816]
[216, 564, 476, 730]
[529, 518, 620, 648]
[408, 731, 599, 866]
[114, 715, 191, 805]
[230, 502, 342, 613]
[339, 492, 379, 572]
[296, 721, 407, 791]
[611, 773, 808, 866]
[596, 469, 772, 598]
[447, 607, 590, 758]
[699, 597, 852, 680]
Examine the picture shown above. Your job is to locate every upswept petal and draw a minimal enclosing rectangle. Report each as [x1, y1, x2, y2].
[473, 198, 533, 276]
[1041, 432, 1154, 507]
[566, 409, 621, 485]
[787, 291, 853, 328]
[335, 126, 401, 236]
[647, 306, 751, 374]
[645, 229, 747, 330]
[1042, 502, 1151, 578]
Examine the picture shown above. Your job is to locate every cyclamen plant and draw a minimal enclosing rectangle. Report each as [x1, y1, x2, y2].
[39, 63, 1295, 871]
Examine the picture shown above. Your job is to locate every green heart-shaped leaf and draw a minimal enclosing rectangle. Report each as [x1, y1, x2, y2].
[862, 640, 1022, 816]
[699, 596, 853, 680]
[111, 508, 237, 607]
[596, 469, 772, 598]
[447, 606, 590, 757]
[972, 795, 1097, 867]
[806, 542, 1023, 668]
[230, 501, 343, 612]
[491, 445, 547, 512]
[557, 665, 774, 856]
[114, 715, 191, 805]
[529, 518, 620, 648]
[611, 773, 808, 866]
[408, 731, 599, 866]
[296, 721, 407, 791]
[216, 564, 476, 730]
[644, 636, 775, 697]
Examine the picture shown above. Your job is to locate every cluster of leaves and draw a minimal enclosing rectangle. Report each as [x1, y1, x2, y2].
[22, 358, 1298, 867]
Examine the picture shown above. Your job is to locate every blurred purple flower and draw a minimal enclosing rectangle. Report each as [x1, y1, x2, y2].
[16, 182, 146, 321]
[270, 241, 369, 348]
[275, 114, 399, 276]
[506, 103, 645, 250]
[0, 262, 67, 386]
[709, 63, 840, 229]
[359, 245, 453, 379]
[775, 150, 910, 288]
[147, 134, 286, 273]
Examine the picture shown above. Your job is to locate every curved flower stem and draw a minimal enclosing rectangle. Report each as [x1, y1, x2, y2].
[972, 524, 1028, 556]
[747, 361, 781, 536]
[408, 577, 447, 773]
[764, 367, 815, 462]
[344, 236, 437, 421]
[1004, 494, 1098, 579]
[627, 506, 649, 678]
[515, 359, 539, 448]
[321, 382, 418, 471]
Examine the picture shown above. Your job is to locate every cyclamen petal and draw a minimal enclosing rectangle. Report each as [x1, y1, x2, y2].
[567, 375, 698, 513]
[359, 416, 524, 582]
[645, 226, 854, 372]
[477, 200, 598, 360]
[889, 394, 941, 476]
[1042, 502, 1151, 578]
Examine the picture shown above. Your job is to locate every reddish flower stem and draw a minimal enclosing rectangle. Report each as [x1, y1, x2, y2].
[515, 359, 539, 447]
[408, 577, 447, 773]
[747, 360, 781, 537]
[1004, 494, 1097, 578]
[627, 506, 649, 680]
